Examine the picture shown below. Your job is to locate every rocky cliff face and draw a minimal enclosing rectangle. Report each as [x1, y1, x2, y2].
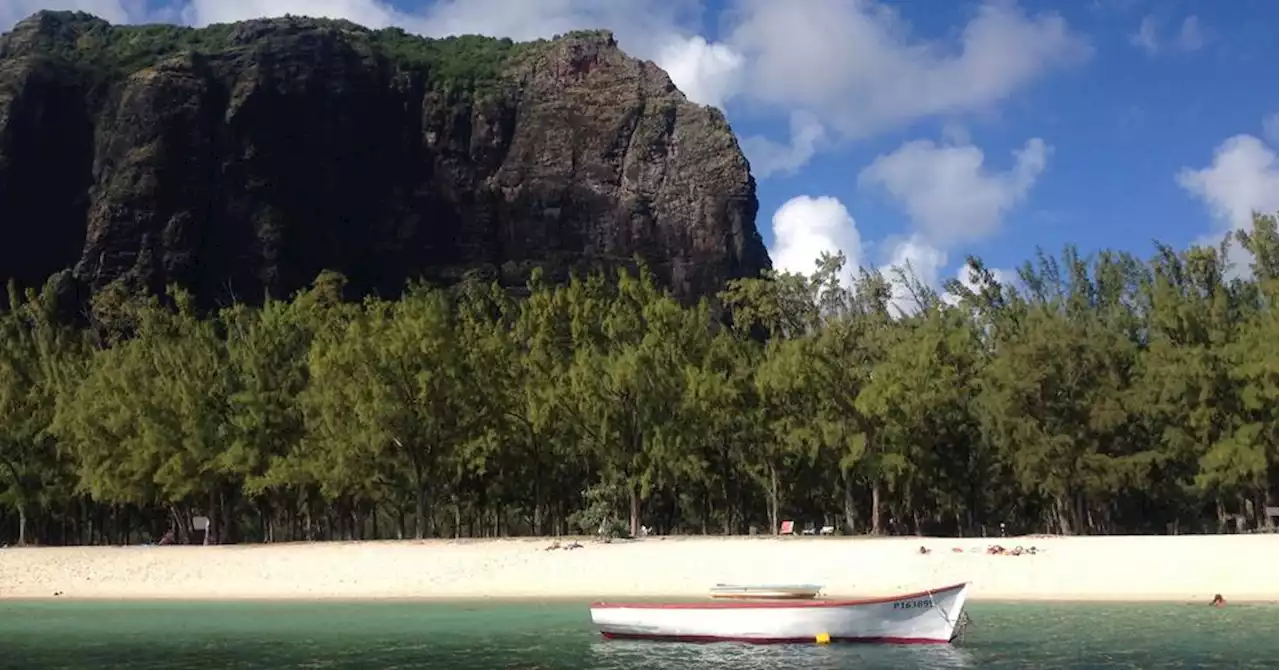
[0, 11, 769, 306]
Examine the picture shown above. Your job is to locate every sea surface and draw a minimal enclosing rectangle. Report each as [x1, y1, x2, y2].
[0, 599, 1275, 669]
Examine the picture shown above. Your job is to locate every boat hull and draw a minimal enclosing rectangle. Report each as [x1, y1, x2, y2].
[590, 582, 970, 645]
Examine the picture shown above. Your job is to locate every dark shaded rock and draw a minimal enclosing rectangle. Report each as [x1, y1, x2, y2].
[0, 11, 769, 306]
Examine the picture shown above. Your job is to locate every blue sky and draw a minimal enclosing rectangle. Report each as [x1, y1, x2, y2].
[4, 0, 1277, 294]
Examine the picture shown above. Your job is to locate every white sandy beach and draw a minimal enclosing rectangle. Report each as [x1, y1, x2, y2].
[1, 534, 1276, 603]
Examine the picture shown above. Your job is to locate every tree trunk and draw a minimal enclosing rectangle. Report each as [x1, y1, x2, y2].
[842, 473, 856, 534]
[459, 499, 466, 538]
[304, 501, 313, 541]
[262, 503, 273, 543]
[870, 480, 882, 535]
[1075, 492, 1089, 536]
[727, 479, 737, 538]
[169, 505, 183, 544]
[531, 430, 544, 536]
[628, 485, 641, 538]
[223, 487, 239, 544]
[767, 464, 780, 535]
[94, 505, 105, 545]
[662, 490, 678, 535]
[414, 486, 428, 540]
[1055, 496, 1074, 535]
[533, 482, 543, 536]
[700, 490, 709, 535]
[204, 492, 217, 545]
[17, 504, 27, 546]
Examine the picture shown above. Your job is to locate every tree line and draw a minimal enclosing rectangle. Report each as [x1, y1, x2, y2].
[0, 216, 1276, 546]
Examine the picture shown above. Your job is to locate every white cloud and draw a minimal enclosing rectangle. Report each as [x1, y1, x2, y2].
[882, 235, 947, 286]
[767, 196, 986, 317]
[1131, 14, 1206, 55]
[1178, 133, 1279, 279]
[1175, 16, 1205, 51]
[740, 111, 825, 180]
[1178, 134, 1279, 233]
[1130, 15, 1159, 55]
[654, 35, 745, 110]
[858, 136, 1049, 246]
[858, 133, 1045, 313]
[873, 236, 1020, 317]
[767, 195, 863, 283]
[727, 0, 1088, 145]
[878, 235, 948, 316]
[768, 196, 1012, 317]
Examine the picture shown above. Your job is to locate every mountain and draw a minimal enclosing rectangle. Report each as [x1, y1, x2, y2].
[0, 11, 769, 306]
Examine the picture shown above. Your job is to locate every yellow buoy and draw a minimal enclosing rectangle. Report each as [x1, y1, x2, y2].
[815, 632, 831, 645]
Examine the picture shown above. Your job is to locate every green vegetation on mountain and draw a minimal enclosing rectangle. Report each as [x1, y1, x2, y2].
[0, 216, 1276, 545]
[12, 11, 539, 92]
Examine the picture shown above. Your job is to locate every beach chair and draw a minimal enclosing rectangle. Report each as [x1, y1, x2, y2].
[779, 520, 795, 535]
[819, 525, 836, 535]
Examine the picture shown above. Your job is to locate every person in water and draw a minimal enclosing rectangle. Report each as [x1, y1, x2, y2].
[1210, 594, 1226, 607]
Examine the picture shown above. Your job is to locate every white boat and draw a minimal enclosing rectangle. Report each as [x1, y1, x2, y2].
[709, 583, 823, 600]
[590, 581, 971, 645]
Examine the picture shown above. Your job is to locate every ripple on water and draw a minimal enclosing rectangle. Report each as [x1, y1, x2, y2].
[0, 600, 1275, 669]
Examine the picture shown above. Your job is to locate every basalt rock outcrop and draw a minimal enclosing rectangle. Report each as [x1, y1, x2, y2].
[0, 11, 769, 306]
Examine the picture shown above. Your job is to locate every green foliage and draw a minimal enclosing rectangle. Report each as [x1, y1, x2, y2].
[52, 286, 229, 506]
[566, 482, 629, 538]
[17, 11, 538, 93]
[0, 278, 88, 544]
[371, 28, 536, 92]
[1, 215, 1278, 544]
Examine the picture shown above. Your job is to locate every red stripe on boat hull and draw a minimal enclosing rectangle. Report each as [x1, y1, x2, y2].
[600, 631, 950, 645]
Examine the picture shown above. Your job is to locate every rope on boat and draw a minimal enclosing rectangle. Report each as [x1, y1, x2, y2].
[922, 566, 971, 642]
[923, 565, 951, 626]
[924, 586, 971, 643]
[924, 585, 951, 627]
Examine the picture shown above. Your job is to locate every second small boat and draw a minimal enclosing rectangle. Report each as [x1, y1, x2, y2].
[709, 583, 824, 600]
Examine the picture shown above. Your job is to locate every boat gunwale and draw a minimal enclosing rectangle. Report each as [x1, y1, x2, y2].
[599, 632, 951, 644]
[590, 581, 970, 609]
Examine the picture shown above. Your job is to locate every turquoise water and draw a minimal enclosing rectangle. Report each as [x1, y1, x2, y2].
[0, 600, 1275, 669]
